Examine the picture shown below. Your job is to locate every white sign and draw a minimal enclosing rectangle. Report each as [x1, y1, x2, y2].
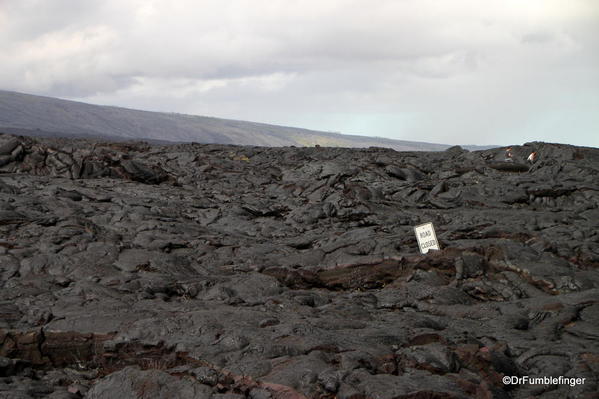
[414, 222, 440, 254]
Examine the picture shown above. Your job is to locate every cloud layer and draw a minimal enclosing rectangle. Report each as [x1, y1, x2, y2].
[1, 0, 598, 146]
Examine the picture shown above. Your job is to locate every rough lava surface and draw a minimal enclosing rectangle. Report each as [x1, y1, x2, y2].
[1, 133, 598, 399]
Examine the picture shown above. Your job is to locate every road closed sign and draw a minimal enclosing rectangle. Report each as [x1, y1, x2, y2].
[414, 222, 440, 254]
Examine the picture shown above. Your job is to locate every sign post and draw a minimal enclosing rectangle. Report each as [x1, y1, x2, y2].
[414, 222, 440, 254]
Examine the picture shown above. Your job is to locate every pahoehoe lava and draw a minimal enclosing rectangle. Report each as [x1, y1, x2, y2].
[1, 133, 598, 398]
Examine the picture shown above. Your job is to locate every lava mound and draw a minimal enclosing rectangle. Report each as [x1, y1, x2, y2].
[1, 133, 598, 398]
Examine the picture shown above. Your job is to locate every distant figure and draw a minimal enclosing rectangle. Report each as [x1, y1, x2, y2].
[504, 147, 513, 162]
[527, 151, 537, 163]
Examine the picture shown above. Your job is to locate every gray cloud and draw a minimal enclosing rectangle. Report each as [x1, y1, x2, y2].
[521, 32, 555, 44]
[1, 0, 598, 147]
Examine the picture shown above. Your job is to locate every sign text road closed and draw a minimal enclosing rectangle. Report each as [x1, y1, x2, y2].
[414, 222, 440, 254]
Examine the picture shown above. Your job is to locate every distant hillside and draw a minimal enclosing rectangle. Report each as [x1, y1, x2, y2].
[0, 90, 492, 151]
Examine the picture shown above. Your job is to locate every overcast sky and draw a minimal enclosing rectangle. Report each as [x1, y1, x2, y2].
[1, 0, 598, 147]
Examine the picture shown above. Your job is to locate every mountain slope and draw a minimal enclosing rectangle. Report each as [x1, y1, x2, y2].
[0, 90, 490, 150]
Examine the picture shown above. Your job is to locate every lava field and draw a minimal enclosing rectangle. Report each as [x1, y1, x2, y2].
[1, 133, 598, 398]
